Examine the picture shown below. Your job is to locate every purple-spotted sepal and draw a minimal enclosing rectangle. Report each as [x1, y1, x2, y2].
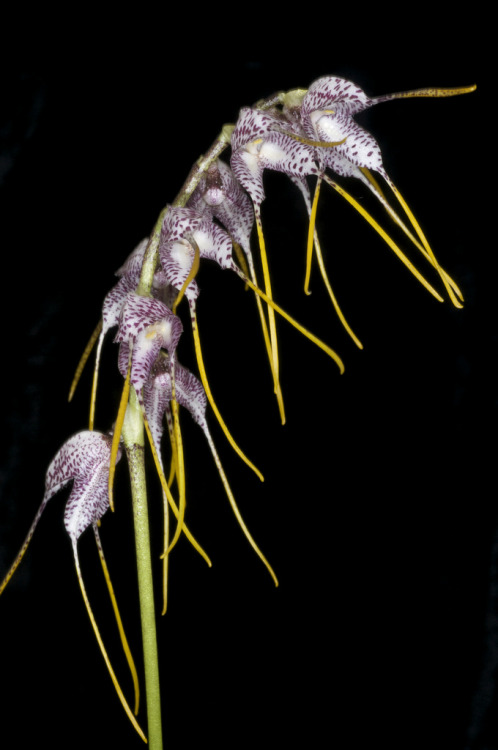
[115, 293, 183, 392]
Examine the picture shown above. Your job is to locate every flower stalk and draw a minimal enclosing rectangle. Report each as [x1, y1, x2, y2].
[123, 387, 163, 749]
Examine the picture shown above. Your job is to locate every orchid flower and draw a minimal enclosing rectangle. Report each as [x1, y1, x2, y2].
[115, 292, 184, 395]
[0, 431, 147, 743]
[157, 205, 266, 489]
[188, 158, 290, 422]
[72, 238, 179, 431]
[229, 79, 475, 373]
[188, 159, 255, 272]
[115, 290, 214, 605]
[291, 76, 475, 308]
[230, 107, 325, 415]
[111, 292, 189, 551]
[143, 351, 278, 614]
[229, 103, 388, 392]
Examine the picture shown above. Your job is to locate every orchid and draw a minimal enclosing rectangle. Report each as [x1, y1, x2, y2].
[294, 76, 474, 308]
[230, 106, 324, 418]
[143, 351, 279, 612]
[0, 431, 147, 743]
[1, 72, 476, 750]
[115, 292, 184, 394]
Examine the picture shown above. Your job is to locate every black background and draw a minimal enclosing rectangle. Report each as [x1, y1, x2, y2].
[0, 22, 492, 750]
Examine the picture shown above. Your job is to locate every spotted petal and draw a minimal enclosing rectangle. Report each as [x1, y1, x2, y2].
[102, 276, 137, 336]
[115, 237, 149, 285]
[300, 75, 468, 306]
[230, 107, 318, 206]
[58, 432, 121, 541]
[159, 206, 234, 304]
[159, 236, 200, 303]
[299, 76, 385, 177]
[144, 354, 207, 439]
[301, 76, 375, 118]
[38, 431, 145, 741]
[0, 431, 121, 593]
[115, 293, 183, 392]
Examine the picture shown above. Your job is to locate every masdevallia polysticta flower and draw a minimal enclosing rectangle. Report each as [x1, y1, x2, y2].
[0, 430, 147, 743]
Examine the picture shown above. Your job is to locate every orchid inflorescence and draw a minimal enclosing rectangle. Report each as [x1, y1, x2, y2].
[0, 75, 476, 745]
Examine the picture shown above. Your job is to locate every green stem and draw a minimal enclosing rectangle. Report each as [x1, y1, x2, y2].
[123, 390, 163, 750]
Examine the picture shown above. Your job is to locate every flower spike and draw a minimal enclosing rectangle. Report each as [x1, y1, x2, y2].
[1, 73, 477, 750]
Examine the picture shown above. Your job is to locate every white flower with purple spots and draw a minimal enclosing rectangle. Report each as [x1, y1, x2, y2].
[296, 76, 474, 306]
[143, 354, 278, 587]
[230, 106, 319, 207]
[188, 159, 256, 277]
[159, 205, 234, 303]
[0, 431, 120, 577]
[115, 292, 183, 393]
[0, 432, 146, 742]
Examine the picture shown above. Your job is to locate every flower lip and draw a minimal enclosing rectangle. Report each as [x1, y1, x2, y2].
[309, 110, 344, 143]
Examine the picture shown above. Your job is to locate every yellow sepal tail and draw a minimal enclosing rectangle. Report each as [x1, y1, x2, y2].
[202, 420, 278, 587]
[94, 526, 140, 715]
[233, 267, 345, 374]
[304, 174, 322, 296]
[72, 541, 147, 744]
[386, 176, 464, 307]
[322, 175, 445, 303]
[167, 370, 186, 557]
[142, 411, 212, 614]
[255, 211, 286, 422]
[68, 320, 102, 402]
[191, 305, 264, 482]
[108, 359, 131, 512]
